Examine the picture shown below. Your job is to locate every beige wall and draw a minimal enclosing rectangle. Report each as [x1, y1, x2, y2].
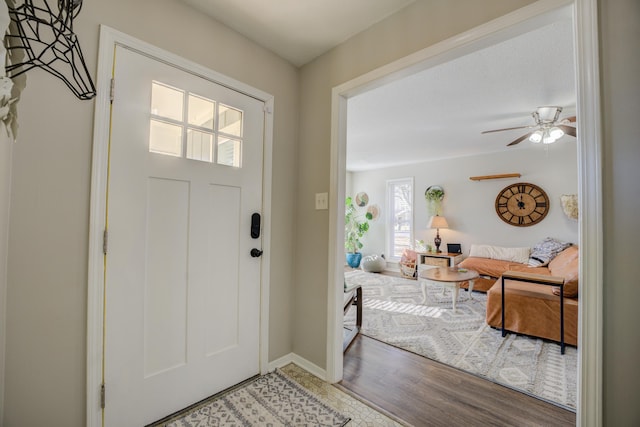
[3, 0, 298, 425]
[599, 0, 640, 425]
[294, 0, 536, 369]
[351, 143, 579, 257]
[296, 0, 640, 424]
[4, 0, 640, 425]
[0, 125, 11, 424]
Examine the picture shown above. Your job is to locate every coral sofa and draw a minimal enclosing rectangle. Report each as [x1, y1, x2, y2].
[458, 245, 579, 347]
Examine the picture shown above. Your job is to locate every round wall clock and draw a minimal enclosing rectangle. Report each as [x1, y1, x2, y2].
[495, 182, 549, 227]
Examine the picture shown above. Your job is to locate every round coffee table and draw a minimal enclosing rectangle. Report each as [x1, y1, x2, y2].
[418, 266, 479, 312]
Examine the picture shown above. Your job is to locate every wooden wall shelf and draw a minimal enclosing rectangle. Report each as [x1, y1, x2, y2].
[469, 173, 521, 181]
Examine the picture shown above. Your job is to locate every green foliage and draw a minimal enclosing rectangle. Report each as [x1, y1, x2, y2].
[425, 186, 445, 215]
[425, 187, 444, 201]
[345, 196, 373, 253]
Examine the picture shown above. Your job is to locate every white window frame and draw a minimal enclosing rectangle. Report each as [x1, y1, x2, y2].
[386, 177, 414, 261]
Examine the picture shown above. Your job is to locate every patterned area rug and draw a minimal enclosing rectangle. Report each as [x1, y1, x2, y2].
[156, 370, 350, 426]
[344, 270, 577, 409]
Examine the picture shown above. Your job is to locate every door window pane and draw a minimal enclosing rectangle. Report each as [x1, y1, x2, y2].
[150, 120, 183, 157]
[218, 104, 243, 137]
[148, 82, 244, 167]
[186, 130, 213, 162]
[151, 82, 183, 121]
[188, 94, 215, 130]
[217, 137, 241, 167]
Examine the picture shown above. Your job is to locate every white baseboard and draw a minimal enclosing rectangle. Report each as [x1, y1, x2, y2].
[267, 352, 327, 381]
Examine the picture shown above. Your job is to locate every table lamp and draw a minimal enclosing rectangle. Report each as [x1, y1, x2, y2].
[427, 215, 449, 253]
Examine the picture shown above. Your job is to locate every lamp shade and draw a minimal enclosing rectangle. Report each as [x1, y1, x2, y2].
[428, 215, 449, 229]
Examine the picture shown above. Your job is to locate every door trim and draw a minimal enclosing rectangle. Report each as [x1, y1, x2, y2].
[328, 0, 602, 425]
[86, 25, 274, 427]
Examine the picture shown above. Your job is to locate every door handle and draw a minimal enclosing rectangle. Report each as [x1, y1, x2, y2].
[250, 248, 263, 257]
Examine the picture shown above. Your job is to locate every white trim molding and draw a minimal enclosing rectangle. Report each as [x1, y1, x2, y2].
[86, 25, 275, 427]
[267, 352, 327, 380]
[327, 88, 348, 383]
[574, 0, 603, 425]
[328, 1, 602, 425]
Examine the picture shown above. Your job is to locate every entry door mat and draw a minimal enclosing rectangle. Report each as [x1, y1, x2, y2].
[344, 270, 577, 410]
[153, 370, 350, 426]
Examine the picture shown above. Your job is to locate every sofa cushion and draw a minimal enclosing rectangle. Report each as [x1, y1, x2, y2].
[549, 246, 579, 297]
[458, 257, 549, 279]
[486, 280, 578, 346]
[505, 263, 552, 275]
[528, 237, 572, 267]
[468, 244, 530, 264]
[458, 257, 515, 278]
[462, 276, 495, 292]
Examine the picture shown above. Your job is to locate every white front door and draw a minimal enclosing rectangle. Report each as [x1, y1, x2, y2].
[104, 45, 265, 426]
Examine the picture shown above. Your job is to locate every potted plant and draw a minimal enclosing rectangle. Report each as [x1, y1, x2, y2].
[425, 185, 445, 216]
[345, 196, 373, 268]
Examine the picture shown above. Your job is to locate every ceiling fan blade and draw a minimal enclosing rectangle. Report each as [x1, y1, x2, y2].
[562, 116, 577, 123]
[558, 124, 577, 137]
[507, 132, 533, 146]
[482, 125, 532, 134]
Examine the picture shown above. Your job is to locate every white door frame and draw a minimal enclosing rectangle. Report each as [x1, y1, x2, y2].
[327, 0, 602, 425]
[86, 25, 274, 427]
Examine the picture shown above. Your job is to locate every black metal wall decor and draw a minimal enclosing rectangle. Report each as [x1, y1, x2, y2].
[5, 0, 96, 100]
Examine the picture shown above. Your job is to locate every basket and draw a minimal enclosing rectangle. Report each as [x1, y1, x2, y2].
[399, 249, 418, 279]
[400, 260, 417, 279]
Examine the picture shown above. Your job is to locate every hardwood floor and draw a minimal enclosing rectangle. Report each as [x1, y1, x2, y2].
[338, 335, 576, 427]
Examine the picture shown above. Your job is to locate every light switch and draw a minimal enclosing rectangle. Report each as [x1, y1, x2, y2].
[315, 192, 328, 210]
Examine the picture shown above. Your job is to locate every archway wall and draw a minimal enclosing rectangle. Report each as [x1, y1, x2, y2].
[294, 0, 538, 369]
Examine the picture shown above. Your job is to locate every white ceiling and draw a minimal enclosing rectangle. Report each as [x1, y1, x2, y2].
[347, 16, 576, 171]
[178, 1, 576, 172]
[180, 0, 415, 66]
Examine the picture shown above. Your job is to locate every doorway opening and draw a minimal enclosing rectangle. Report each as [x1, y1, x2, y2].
[328, 1, 602, 425]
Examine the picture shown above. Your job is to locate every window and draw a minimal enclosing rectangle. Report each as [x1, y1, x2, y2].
[149, 81, 244, 167]
[386, 178, 414, 259]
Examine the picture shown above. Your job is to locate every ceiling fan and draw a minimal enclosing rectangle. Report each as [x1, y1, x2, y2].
[482, 106, 577, 146]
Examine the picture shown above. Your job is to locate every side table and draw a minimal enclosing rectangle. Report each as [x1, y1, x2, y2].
[416, 252, 464, 285]
[417, 252, 463, 268]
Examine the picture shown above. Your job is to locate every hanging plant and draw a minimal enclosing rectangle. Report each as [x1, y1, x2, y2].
[425, 185, 445, 216]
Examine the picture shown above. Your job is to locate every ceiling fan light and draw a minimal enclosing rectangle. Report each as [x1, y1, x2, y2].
[549, 126, 564, 140]
[542, 131, 556, 144]
[529, 130, 543, 143]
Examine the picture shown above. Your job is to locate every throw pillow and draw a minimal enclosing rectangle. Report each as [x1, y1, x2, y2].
[469, 244, 530, 264]
[528, 237, 572, 267]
